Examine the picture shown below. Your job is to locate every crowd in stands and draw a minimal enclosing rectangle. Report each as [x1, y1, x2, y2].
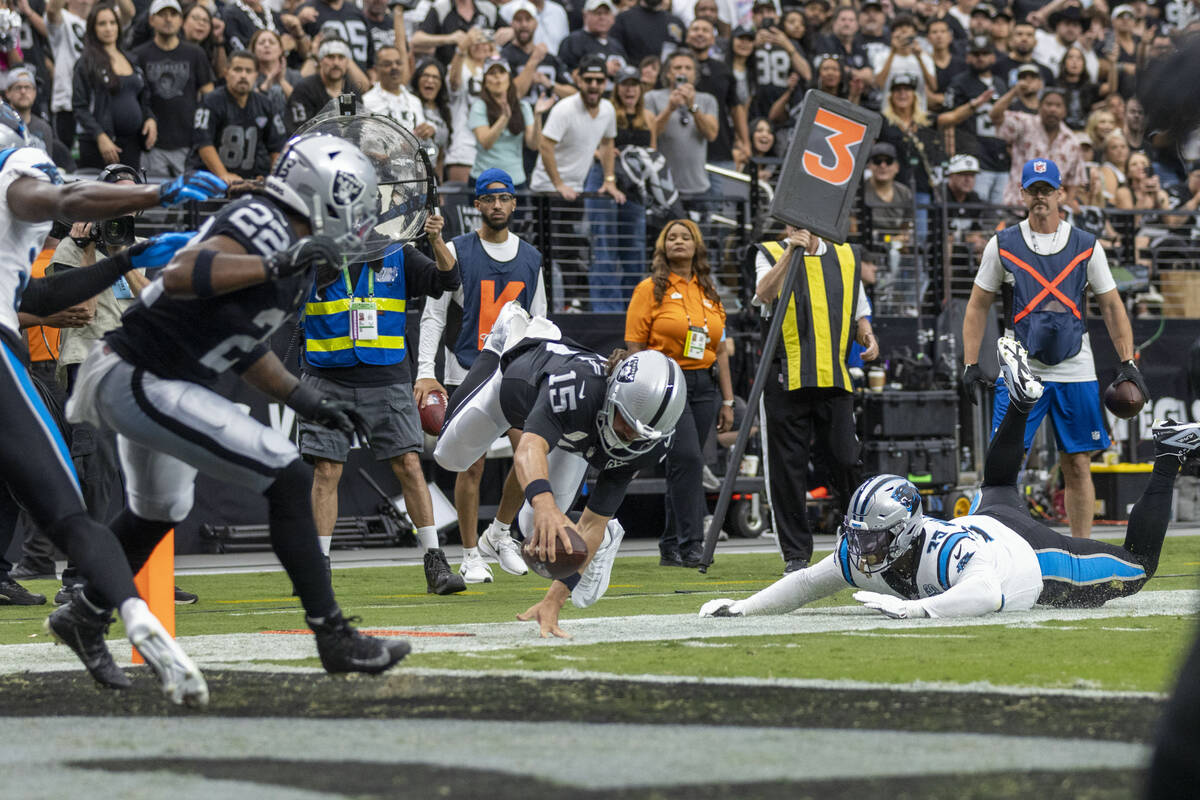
[1, 0, 1199, 310]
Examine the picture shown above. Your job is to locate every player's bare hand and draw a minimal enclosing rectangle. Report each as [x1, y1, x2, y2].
[413, 377, 447, 408]
[527, 502, 574, 563]
[517, 597, 571, 638]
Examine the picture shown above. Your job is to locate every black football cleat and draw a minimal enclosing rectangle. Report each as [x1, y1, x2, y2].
[45, 600, 131, 689]
[308, 610, 410, 674]
[0, 578, 46, 605]
[424, 548, 466, 595]
[1153, 419, 1200, 463]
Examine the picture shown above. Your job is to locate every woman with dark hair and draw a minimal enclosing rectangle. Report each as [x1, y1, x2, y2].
[736, 116, 778, 185]
[72, 4, 154, 170]
[470, 57, 546, 188]
[182, 3, 227, 81]
[1057, 45, 1102, 130]
[251, 28, 303, 118]
[412, 57, 452, 180]
[624, 219, 734, 568]
[725, 27, 757, 111]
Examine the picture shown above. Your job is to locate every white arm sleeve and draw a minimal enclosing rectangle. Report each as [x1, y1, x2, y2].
[733, 553, 848, 616]
[974, 235, 1005, 293]
[914, 561, 1005, 619]
[417, 279, 454, 382]
[530, 269, 548, 317]
[1086, 240, 1117, 296]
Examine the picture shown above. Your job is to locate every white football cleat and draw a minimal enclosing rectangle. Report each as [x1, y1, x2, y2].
[478, 528, 528, 576]
[122, 599, 208, 707]
[458, 551, 494, 584]
[571, 519, 625, 609]
[699, 598, 742, 618]
[997, 336, 1043, 409]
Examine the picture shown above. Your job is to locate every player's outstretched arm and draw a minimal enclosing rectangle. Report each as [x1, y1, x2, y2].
[160, 235, 340, 299]
[7, 171, 226, 223]
[700, 555, 848, 617]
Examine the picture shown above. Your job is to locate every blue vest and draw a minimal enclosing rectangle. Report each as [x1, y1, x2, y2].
[451, 232, 541, 369]
[997, 225, 1095, 366]
[303, 248, 408, 367]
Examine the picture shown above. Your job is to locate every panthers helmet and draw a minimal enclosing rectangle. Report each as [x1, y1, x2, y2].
[0, 101, 30, 149]
[597, 350, 686, 460]
[264, 133, 379, 258]
[841, 474, 923, 574]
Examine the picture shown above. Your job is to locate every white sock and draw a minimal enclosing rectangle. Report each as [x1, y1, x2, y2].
[416, 525, 440, 550]
[318, 535, 332, 557]
[117, 597, 147, 623]
[485, 519, 511, 540]
[463, 546, 479, 559]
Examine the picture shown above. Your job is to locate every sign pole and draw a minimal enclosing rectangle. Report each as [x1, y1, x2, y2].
[131, 530, 175, 663]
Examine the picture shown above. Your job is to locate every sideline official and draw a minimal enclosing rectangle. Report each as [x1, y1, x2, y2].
[961, 158, 1146, 540]
[753, 226, 879, 575]
[301, 213, 465, 594]
[416, 168, 546, 583]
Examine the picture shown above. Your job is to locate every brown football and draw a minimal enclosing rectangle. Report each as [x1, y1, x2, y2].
[419, 390, 448, 435]
[1103, 379, 1145, 419]
[522, 527, 589, 580]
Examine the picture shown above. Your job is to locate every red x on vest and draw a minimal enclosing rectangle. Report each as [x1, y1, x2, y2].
[1000, 247, 1093, 323]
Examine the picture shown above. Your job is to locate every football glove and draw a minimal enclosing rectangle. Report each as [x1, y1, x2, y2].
[1114, 359, 1151, 403]
[158, 171, 227, 206]
[853, 590, 928, 620]
[128, 232, 196, 269]
[699, 599, 743, 618]
[265, 235, 342, 281]
[286, 382, 371, 444]
[960, 363, 991, 405]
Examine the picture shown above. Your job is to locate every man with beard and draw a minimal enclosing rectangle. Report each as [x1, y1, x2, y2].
[134, 0, 215, 177]
[286, 39, 363, 134]
[609, 0, 684, 66]
[990, 85, 1087, 207]
[1033, 5, 1098, 82]
[557, 0, 627, 73]
[938, 35, 1009, 204]
[499, 0, 569, 53]
[416, 169, 546, 584]
[961, 158, 1141, 541]
[501, 0, 575, 104]
[191, 50, 287, 183]
[995, 20, 1054, 88]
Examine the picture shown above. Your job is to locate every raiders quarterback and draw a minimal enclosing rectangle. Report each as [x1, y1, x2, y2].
[702, 338, 1190, 620]
[435, 303, 686, 637]
[0, 100, 228, 704]
[63, 133, 411, 687]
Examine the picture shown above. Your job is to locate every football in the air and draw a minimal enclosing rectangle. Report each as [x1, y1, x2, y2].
[420, 390, 448, 435]
[1103, 379, 1145, 419]
[522, 527, 589, 580]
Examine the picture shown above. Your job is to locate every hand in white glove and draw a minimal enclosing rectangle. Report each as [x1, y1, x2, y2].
[853, 590, 928, 619]
[699, 598, 743, 618]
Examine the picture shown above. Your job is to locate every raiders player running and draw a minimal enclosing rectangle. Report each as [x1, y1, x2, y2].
[64, 133, 410, 679]
[702, 337, 1189, 620]
[435, 303, 686, 637]
[0, 102, 226, 704]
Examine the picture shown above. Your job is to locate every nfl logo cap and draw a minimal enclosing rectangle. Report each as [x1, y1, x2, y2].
[1021, 158, 1061, 189]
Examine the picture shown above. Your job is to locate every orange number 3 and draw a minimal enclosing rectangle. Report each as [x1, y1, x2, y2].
[802, 108, 868, 186]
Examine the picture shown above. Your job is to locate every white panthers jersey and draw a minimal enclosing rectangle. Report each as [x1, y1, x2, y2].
[832, 514, 1044, 617]
[0, 147, 61, 337]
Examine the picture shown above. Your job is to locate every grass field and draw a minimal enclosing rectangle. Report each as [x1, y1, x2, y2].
[0, 536, 1196, 798]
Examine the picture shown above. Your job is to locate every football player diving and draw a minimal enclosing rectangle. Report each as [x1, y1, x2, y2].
[61, 132, 416, 698]
[0, 101, 227, 704]
[435, 303, 686, 638]
[701, 337, 1193, 620]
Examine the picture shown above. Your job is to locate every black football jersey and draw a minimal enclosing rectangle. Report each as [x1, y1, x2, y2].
[106, 195, 308, 386]
[499, 340, 665, 516]
[299, 1, 376, 70]
[190, 88, 287, 177]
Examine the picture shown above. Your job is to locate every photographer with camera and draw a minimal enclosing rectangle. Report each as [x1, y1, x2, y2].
[645, 50, 717, 203]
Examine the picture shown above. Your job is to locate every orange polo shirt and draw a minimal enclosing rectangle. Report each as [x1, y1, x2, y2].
[624, 272, 726, 371]
[24, 248, 61, 362]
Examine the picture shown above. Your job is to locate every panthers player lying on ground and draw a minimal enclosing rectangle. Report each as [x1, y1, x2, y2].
[435, 303, 686, 638]
[62, 134, 411, 687]
[0, 100, 227, 704]
[702, 337, 1190, 620]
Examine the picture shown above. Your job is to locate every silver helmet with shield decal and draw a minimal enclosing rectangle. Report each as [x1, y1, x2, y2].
[264, 133, 380, 260]
[0, 101, 30, 149]
[841, 474, 924, 574]
[597, 350, 687, 461]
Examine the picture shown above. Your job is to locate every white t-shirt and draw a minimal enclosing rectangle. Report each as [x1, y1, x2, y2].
[752, 239, 872, 320]
[362, 84, 426, 131]
[529, 93, 616, 192]
[974, 219, 1116, 383]
[0, 148, 57, 337]
[49, 9, 86, 113]
[870, 48, 936, 110]
[1032, 30, 1100, 82]
[417, 232, 549, 385]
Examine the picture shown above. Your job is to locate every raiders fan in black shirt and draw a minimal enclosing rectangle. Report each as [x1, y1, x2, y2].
[299, 0, 377, 71]
[190, 83, 287, 178]
[133, 38, 215, 151]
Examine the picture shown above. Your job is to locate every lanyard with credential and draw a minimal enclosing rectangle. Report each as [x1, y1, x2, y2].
[346, 267, 379, 341]
[679, 277, 709, 361]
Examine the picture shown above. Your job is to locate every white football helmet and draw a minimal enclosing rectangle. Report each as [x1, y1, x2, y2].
[597, 350, 686, 460]
[264, 133, 380, 259]
[0, 101, 30, 150]
[842, 474, 924, 574]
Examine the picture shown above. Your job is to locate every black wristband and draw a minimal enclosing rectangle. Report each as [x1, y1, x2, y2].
[524, 478, 553, 504]
[192, 249, 216, 297]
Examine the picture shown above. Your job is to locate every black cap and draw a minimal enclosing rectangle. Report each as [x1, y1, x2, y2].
[870, 142, 897, 160]
[993, 4, 1013, 19]
[972, 3, 996, 17]
[1049, 4, 1083, 27]
[578, 53, 607, 76]
[968, 35, 993, 53]
[803, 0, 830, 8]
[732, 24, 755, 37]
[860, 0, 882, 9]
[890, 72, 918, 89]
